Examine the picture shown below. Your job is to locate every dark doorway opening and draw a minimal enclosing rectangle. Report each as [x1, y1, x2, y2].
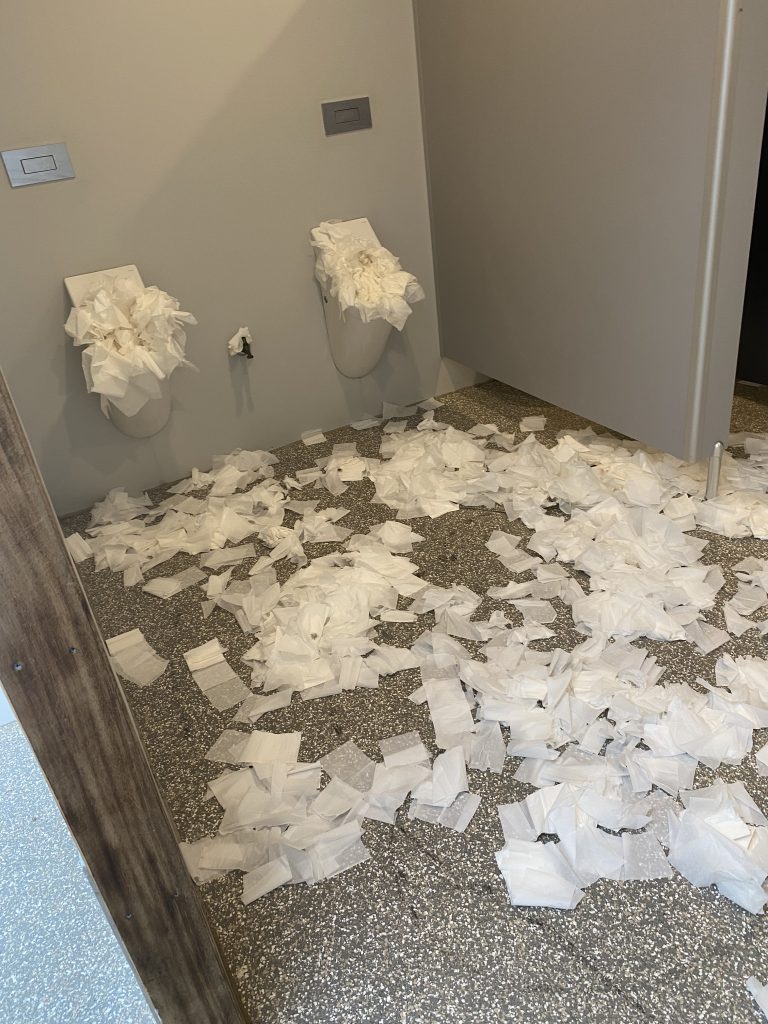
[737, 94, 768, 385]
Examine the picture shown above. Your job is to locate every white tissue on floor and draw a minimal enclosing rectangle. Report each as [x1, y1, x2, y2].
[184, 639, 251, 710]
[747, 977, 768, 1019]
[78, 405, 768, 912]
[106, 629, 167, 687]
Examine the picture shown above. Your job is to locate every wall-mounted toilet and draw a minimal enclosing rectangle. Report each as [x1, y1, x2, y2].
[106, 378, 172, 438]
[64, 264, 174, 438]
[320, 288, 392, 378]
[313, 218, 396, 379]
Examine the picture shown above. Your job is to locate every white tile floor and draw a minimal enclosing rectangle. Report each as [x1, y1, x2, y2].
[0, 684, 15, 727]
[0, 721, 156, 1023]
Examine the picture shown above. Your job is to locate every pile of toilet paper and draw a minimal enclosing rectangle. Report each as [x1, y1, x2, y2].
[64, 275, 197, 418]
[311, 219, 425, 331]
[68, 406, 768, 922]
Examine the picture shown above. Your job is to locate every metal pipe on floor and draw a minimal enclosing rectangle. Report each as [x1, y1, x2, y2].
[705, 441, 725, 500]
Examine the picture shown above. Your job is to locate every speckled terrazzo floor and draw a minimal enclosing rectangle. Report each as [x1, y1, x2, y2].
[61, 379, 768, 1024]
[0, 721, 156, 1024]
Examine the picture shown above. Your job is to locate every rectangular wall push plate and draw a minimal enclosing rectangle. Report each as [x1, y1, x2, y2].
[322, 97, 372, 136]
[2, 143, 75, 187]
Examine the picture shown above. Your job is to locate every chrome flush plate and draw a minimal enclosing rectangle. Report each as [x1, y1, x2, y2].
[2, 142, 75, 187]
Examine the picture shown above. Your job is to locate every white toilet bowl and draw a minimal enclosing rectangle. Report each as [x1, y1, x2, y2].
[321, 287, 392, 378]
[107, 377, 172, 438]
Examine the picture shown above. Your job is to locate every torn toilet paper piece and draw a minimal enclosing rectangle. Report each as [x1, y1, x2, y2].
[621, 832, 673, 881]
[227, 326, 253, 357]
[179, 839, 227, 885]
[383, 420, 407, 435]
[747, 977, 768, 1019]
[470, 721, 507, 774]
[496, 839, 584, 910]
[520, 416, 547, 432]
[410, 790, 481, 833]
[201, 544, 256, 570]
[204, 728, 301, 766]
[64, 275, 197, 418]
[724, 605, 757, 636]
[311, 219, 425, 331]
[437, 791, 481, 832]
[412, 746, 468, 808]
[184, 639, 251, 710]
[734, 556, 768, 590]
[380, 610, 417, 623]
[239, 730, 302, 765]
[312, 777, 365, 819]
[107, 629, 167, 687]
[234, 690, 292, 724]
[64, 532, 93, 563]
[320, 740, 376, 793]
[301, 429, 326, 446]
[90, 487, 152, 526]
[684, 620, 731, 655]
[85, 409, 768, 918]
[727, 583, 768, 616]
[366, 521, 424, 553]
[423, 678, 476, 750]
[378, 731, 429, 769]
[142, 566, 206, 599]
[667, 781, 768, 913]
[241, 857, 292, 904]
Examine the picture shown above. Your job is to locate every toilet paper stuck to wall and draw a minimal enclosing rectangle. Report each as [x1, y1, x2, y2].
[227, 326, 254, 358]
[64, 276, 197, 419]
[311, 219, 424, 331]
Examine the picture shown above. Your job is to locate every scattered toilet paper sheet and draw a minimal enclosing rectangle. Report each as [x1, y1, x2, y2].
[106, 629, 167, 687]
[201, 544, 257, 570]
[184, 639, 251, 710]
[195, 728, 478, 903]
[748, 977, 768, 1020]
[233, 690, 292, 725]
[520, 416, 546, 432]
[496, 838, 584, 910]
[79, 406, 768, 917]
[301, 429, 326, 446]
[64, 532, 93, 563]
[378, 731, 429, 768]
[143, 566, 206, 599]
[667, 781, 768, 914]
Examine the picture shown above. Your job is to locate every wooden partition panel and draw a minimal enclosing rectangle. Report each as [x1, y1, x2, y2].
[0, 368, 247, 1023]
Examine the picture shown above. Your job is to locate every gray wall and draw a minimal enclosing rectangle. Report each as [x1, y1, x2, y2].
[415, 0, 768, 461]
[0, 0, 478, 514]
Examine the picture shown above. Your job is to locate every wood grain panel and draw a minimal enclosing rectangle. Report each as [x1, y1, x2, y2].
[0, 370, 247, 1023]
